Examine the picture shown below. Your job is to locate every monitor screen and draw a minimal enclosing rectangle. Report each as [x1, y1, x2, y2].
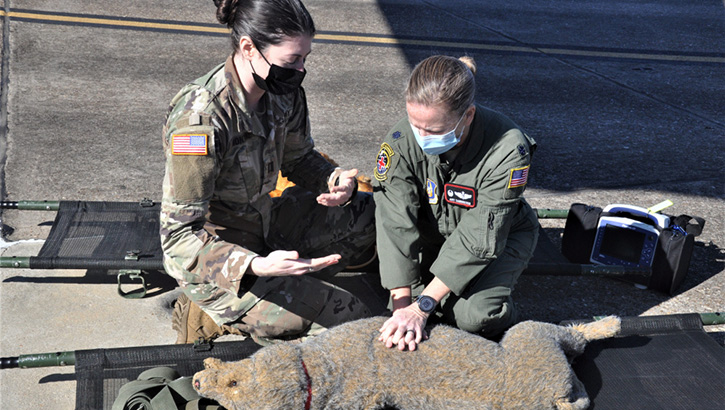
[599, 225, 646, 264]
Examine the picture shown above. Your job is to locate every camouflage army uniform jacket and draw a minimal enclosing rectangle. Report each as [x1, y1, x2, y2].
[373, 105, 539, 295]
[160, 56, 336, 316]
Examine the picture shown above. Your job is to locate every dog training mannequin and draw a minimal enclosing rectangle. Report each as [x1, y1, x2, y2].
[193, 316, 620, 409]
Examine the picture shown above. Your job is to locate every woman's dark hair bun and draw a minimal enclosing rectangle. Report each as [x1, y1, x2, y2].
[215, 0, 315, 53]
[214, 0, 239, 26]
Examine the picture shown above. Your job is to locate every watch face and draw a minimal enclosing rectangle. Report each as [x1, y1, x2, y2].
[417, 296, 436, 313]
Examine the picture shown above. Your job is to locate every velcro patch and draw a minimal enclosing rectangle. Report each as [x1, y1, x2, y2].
[444, 183, 476, 208]
[374, 143, 394, 181]
[426, 179, 439, 204]
[508, 165, 529, 188]
[517, 144, 527, 157]
[172, 134, 208, 155]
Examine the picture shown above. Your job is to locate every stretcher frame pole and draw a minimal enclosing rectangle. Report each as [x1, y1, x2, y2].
[0, 200, 60, 211]
[5, 201, 572, 217]
[3, 313, 722, 370]
[535, 208, 569, 219]
[1, 351, 76, 369]
[524, 263, 649, 276]
[0, 256, 30, 268]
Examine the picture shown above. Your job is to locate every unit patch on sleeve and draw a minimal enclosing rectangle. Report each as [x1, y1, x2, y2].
[426, 178, 439, 204]
[444, 183, 476, 208]
[172, 134, 208, 155]
[507, 165, 529, 188]
[374, 143, 395, 181]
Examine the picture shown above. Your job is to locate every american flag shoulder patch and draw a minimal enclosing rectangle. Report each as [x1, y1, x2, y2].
[172, 134, 208, 155]
[507, 165, 529, 188]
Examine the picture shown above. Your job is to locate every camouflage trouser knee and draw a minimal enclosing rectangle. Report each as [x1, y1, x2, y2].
[227, 275, 372, 344]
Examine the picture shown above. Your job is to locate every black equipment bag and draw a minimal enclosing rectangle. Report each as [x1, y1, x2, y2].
[560, 204, 603, 265]
[561, 203, 705, 294]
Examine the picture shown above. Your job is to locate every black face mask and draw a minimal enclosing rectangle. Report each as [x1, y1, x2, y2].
[250, 50, 306, 95]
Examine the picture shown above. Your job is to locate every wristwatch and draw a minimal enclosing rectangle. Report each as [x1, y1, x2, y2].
[415, 295, 437, 314]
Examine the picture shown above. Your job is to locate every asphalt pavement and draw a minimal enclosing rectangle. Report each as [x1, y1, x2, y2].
[0, 0, 723, 408]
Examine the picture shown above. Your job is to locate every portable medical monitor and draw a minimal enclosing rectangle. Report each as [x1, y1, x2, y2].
[590, 204, 671, 269]
[590, 216, 662, 268]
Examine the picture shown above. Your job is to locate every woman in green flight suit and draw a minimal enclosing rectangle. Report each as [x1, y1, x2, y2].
[375, 55, 540, 351]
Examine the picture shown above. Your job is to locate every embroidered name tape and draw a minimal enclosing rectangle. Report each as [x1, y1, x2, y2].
[508, 165, 529, 188]
[172, 134, 208, 155]
[444, 183, 476, 208]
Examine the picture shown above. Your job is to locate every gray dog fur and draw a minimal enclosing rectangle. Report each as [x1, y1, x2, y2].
[193, 316, 621, 410]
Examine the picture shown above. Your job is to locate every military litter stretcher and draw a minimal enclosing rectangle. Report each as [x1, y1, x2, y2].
[0, 198, 655, 300]
[1, 313, 722, 409]
[0, 198, 721, 409]
[0, 199, 165, 298]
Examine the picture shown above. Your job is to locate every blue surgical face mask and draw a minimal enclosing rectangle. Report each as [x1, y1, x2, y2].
[411, 112, 466, 155]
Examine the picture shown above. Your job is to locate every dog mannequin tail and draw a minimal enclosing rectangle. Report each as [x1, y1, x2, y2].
[569, 316, 621, 341]
[552, 316, 621, 410]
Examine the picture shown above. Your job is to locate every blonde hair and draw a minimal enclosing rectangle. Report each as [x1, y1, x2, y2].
[405, 55, 477, 115]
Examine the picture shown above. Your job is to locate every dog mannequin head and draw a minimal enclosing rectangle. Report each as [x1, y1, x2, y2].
[194, 343, 309, 410]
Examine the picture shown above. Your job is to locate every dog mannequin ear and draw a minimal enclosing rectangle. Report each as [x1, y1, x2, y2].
[204, 357, 224, 370]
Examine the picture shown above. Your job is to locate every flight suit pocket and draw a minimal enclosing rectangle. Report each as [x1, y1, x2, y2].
[475, 206, 514, 259]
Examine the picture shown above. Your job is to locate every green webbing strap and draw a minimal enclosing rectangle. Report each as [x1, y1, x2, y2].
[112, 366, 222, 410]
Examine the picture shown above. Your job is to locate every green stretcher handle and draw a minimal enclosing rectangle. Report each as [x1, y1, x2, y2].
[1, 351, 76, 369]
[700, 312, 725, 326]
[0, 201, 60, 211]
[0, 256, 31, 268]
[535, 208, 569, 219]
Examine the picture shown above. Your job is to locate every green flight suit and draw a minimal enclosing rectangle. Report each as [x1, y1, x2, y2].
[373, 105, 539, 337]
[160, 56, 375, 342]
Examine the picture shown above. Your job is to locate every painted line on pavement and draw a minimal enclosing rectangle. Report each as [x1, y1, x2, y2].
[2, 9, 723, 64]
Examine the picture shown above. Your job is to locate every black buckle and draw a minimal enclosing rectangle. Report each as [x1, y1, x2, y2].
[193, 337, 213, 352]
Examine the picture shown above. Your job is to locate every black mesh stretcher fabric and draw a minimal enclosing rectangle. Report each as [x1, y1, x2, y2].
[26, 204, 582, 274]
[72, 314, 723, 410]
[32, 201, 164, 271]
[573, 314, 724, 409]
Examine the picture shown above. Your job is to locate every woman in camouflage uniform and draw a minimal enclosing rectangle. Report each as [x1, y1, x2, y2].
[162, 0, 375, 344]
[375, 56, 539, 351]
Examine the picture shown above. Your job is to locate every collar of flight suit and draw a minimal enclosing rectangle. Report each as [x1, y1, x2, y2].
[435, 106, 488, 173]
